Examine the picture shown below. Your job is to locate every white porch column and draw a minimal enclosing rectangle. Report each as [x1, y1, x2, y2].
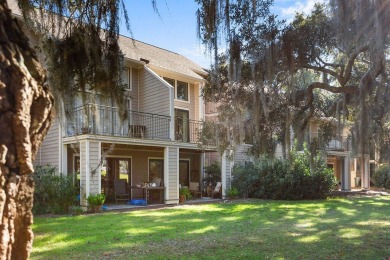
[200, 152, 205, 196]
[221, 151, 233, 198]
[341, 155, 351, 191]
[361, 154, 370, 190]
[79, 140, 101, 206]
[61, 144, 68, 174]
[164, 146, 179, 204]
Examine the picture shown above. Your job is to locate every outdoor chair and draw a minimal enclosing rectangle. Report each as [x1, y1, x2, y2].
[114, 179, 129, 204]
[212, 182, 222, 198]
[189, 182, 202, 199]
[151, 177, 162, 187]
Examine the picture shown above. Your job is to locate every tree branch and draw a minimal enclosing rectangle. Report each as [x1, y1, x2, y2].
[342, 44, 369, 85]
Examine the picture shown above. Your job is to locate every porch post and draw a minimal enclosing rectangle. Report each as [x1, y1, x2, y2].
[79, 140, 89, 206]
[221, 151, 227, 198]
[164, 146, 179, 204]
[79, 140, 102, 206]
[341, 155, 351, 191]
[361, 154, 370, 190]
[200, 152, 205, 197]
[61, 144, 68, 174]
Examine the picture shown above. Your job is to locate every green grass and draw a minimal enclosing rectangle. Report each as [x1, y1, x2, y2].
[32, 196, 390, 259]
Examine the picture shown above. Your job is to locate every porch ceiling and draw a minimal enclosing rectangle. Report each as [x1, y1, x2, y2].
[101, 143, 164, 152]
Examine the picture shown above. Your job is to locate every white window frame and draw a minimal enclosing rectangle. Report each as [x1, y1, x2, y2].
[162, 77, 190, 103]
[176, 80, 189, 102]
[123, 66, 132, 91]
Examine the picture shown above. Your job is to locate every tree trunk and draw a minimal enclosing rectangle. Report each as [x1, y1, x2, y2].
[0, 1, 53, 259]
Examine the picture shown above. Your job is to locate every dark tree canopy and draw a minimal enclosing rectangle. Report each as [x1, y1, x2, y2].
[197, 0, 390, 163]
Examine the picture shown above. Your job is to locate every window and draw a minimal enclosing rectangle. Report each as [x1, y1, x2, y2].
[163, 77, 189, 101]
[122, 67, 131, 90]
[176, 81, 189, 101]
[163, 77, 175, 87]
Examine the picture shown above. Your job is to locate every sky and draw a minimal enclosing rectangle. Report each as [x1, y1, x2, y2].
[121, 0, 326, 69]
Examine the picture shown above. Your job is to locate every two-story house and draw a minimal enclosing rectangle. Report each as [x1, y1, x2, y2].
[8, 0, 234, 206]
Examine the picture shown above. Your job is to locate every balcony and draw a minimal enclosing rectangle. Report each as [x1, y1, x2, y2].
[175, 117, 203, 144]
[65, 104, 171, 140]
[306, 132, 351, 152]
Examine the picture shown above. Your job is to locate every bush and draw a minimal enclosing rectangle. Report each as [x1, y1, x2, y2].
[33, 165, 78, 215]
[226, 187, 239, 198]
[203, 161, 221, 187]
[87, 194, 106, 206]
[232, 148, 336, 200]
[372, 165, 390, 189]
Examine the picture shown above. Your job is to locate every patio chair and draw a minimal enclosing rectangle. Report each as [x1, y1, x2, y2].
[212, 182, 222, 198]
[114, 179, 129, 204]
[189, 182, 202, 199]
[151, 177, 162, 187]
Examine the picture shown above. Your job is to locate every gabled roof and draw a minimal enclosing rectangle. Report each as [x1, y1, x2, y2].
[7, 0, 208, 81]
[119, 37, 207, 80]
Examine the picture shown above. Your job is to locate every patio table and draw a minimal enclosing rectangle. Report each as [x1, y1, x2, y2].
[130, 186, 165, 204]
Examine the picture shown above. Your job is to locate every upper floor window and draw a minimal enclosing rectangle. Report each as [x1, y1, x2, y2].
[176, 81, 189, 101]
[122, 67, 132, 90]
[163, 77, 175, 87]
[163, 77, 189, 102]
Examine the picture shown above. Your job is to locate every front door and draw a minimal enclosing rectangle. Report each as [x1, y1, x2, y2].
[175, 109, 189, 142]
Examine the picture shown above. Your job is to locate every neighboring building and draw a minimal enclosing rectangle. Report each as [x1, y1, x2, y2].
[8, 1, 234, 206]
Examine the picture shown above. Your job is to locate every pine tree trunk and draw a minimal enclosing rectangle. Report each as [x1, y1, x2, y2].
[0, 1, 53, 258]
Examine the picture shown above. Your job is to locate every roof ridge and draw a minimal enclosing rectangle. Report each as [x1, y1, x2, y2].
[119, 34, 181, 56]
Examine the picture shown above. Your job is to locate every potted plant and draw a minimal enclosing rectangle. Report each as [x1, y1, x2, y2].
[87, 193, 106, 213]
[179, 187, 192, 203]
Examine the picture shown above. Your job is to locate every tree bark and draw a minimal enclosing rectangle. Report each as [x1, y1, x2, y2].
[0, 1, 53, 259]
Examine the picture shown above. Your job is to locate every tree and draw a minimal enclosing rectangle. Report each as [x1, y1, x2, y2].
[0, 0, 135, 257]
[196, 0, 390, 177]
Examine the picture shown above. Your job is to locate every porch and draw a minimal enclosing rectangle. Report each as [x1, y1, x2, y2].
[65, 141, 226, 207]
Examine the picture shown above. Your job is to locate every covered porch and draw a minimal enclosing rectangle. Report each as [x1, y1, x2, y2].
[65, 141, 214, 206]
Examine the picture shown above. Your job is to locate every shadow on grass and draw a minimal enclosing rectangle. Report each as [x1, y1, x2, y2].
[32, 196, 390, 259]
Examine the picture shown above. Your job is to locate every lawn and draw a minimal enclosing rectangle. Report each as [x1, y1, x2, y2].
[32, 196, 390, 259]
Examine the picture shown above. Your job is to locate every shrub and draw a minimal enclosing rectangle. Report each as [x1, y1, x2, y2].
[226, 187, 239, 198]
[87, 194, 106, 206]
[372, 165, 390, 189]
[33, 165, 78, 215]
[232, 148, 336, 200]
[203, 161, 221, 187]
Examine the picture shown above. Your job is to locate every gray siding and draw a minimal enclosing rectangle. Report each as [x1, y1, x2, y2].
[131, 68, 139, 110]
[89, 141, 100, 195]
[234, 144, 252, 165]
[138, 68, 170, 116]
[34, 118, 60, 170]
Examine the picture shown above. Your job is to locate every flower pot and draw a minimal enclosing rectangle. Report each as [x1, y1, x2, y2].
[179, 194, 186, 204]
